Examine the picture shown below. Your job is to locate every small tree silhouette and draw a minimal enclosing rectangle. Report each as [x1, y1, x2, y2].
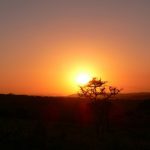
[78, 77, 122, 137]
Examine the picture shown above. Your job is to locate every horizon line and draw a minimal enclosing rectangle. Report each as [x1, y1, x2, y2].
[1, 91, 150, 98]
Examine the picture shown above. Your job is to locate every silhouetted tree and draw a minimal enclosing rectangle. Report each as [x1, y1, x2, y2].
[78, 77, 122, 137]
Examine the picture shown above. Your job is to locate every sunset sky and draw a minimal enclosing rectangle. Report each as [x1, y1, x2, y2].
[0, 0, 150, 96]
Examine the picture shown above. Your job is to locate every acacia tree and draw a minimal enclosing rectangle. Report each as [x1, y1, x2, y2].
[78, 77, 121, 102]
[78, 77, 122, 136]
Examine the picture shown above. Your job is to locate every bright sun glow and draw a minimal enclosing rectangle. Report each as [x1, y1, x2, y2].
[76, 73, 91, 85]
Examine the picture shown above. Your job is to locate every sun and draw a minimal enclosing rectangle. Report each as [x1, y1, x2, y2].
[76, 73, 91, 85]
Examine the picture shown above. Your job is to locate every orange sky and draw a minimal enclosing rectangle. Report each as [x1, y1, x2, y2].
[0, 1, 150, 96]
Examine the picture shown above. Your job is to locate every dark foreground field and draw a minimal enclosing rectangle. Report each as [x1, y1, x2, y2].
[0, 93, 150, 150]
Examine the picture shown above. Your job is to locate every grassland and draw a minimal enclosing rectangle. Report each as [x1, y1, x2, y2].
[0, 93, 149, 150]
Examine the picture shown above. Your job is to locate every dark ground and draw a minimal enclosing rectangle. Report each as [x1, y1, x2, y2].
[0, 93, 150, 150]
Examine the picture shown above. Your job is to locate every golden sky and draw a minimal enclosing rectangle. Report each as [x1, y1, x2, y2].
[0, 1, 150, 96]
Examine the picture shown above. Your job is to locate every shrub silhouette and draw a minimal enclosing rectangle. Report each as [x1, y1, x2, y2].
[78, 77, 122, 137]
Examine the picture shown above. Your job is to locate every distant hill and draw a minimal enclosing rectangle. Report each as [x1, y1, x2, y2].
[68, 94, 79, 97]
[115, 92, 150, 100]
[68, 92, 150, 100]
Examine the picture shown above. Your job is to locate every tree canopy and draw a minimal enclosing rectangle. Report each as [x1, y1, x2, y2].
[78, 77, 122, 102]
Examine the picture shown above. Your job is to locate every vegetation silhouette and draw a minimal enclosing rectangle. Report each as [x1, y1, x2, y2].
[0, 93, 150, 149]
[78, 77, 122, 137]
